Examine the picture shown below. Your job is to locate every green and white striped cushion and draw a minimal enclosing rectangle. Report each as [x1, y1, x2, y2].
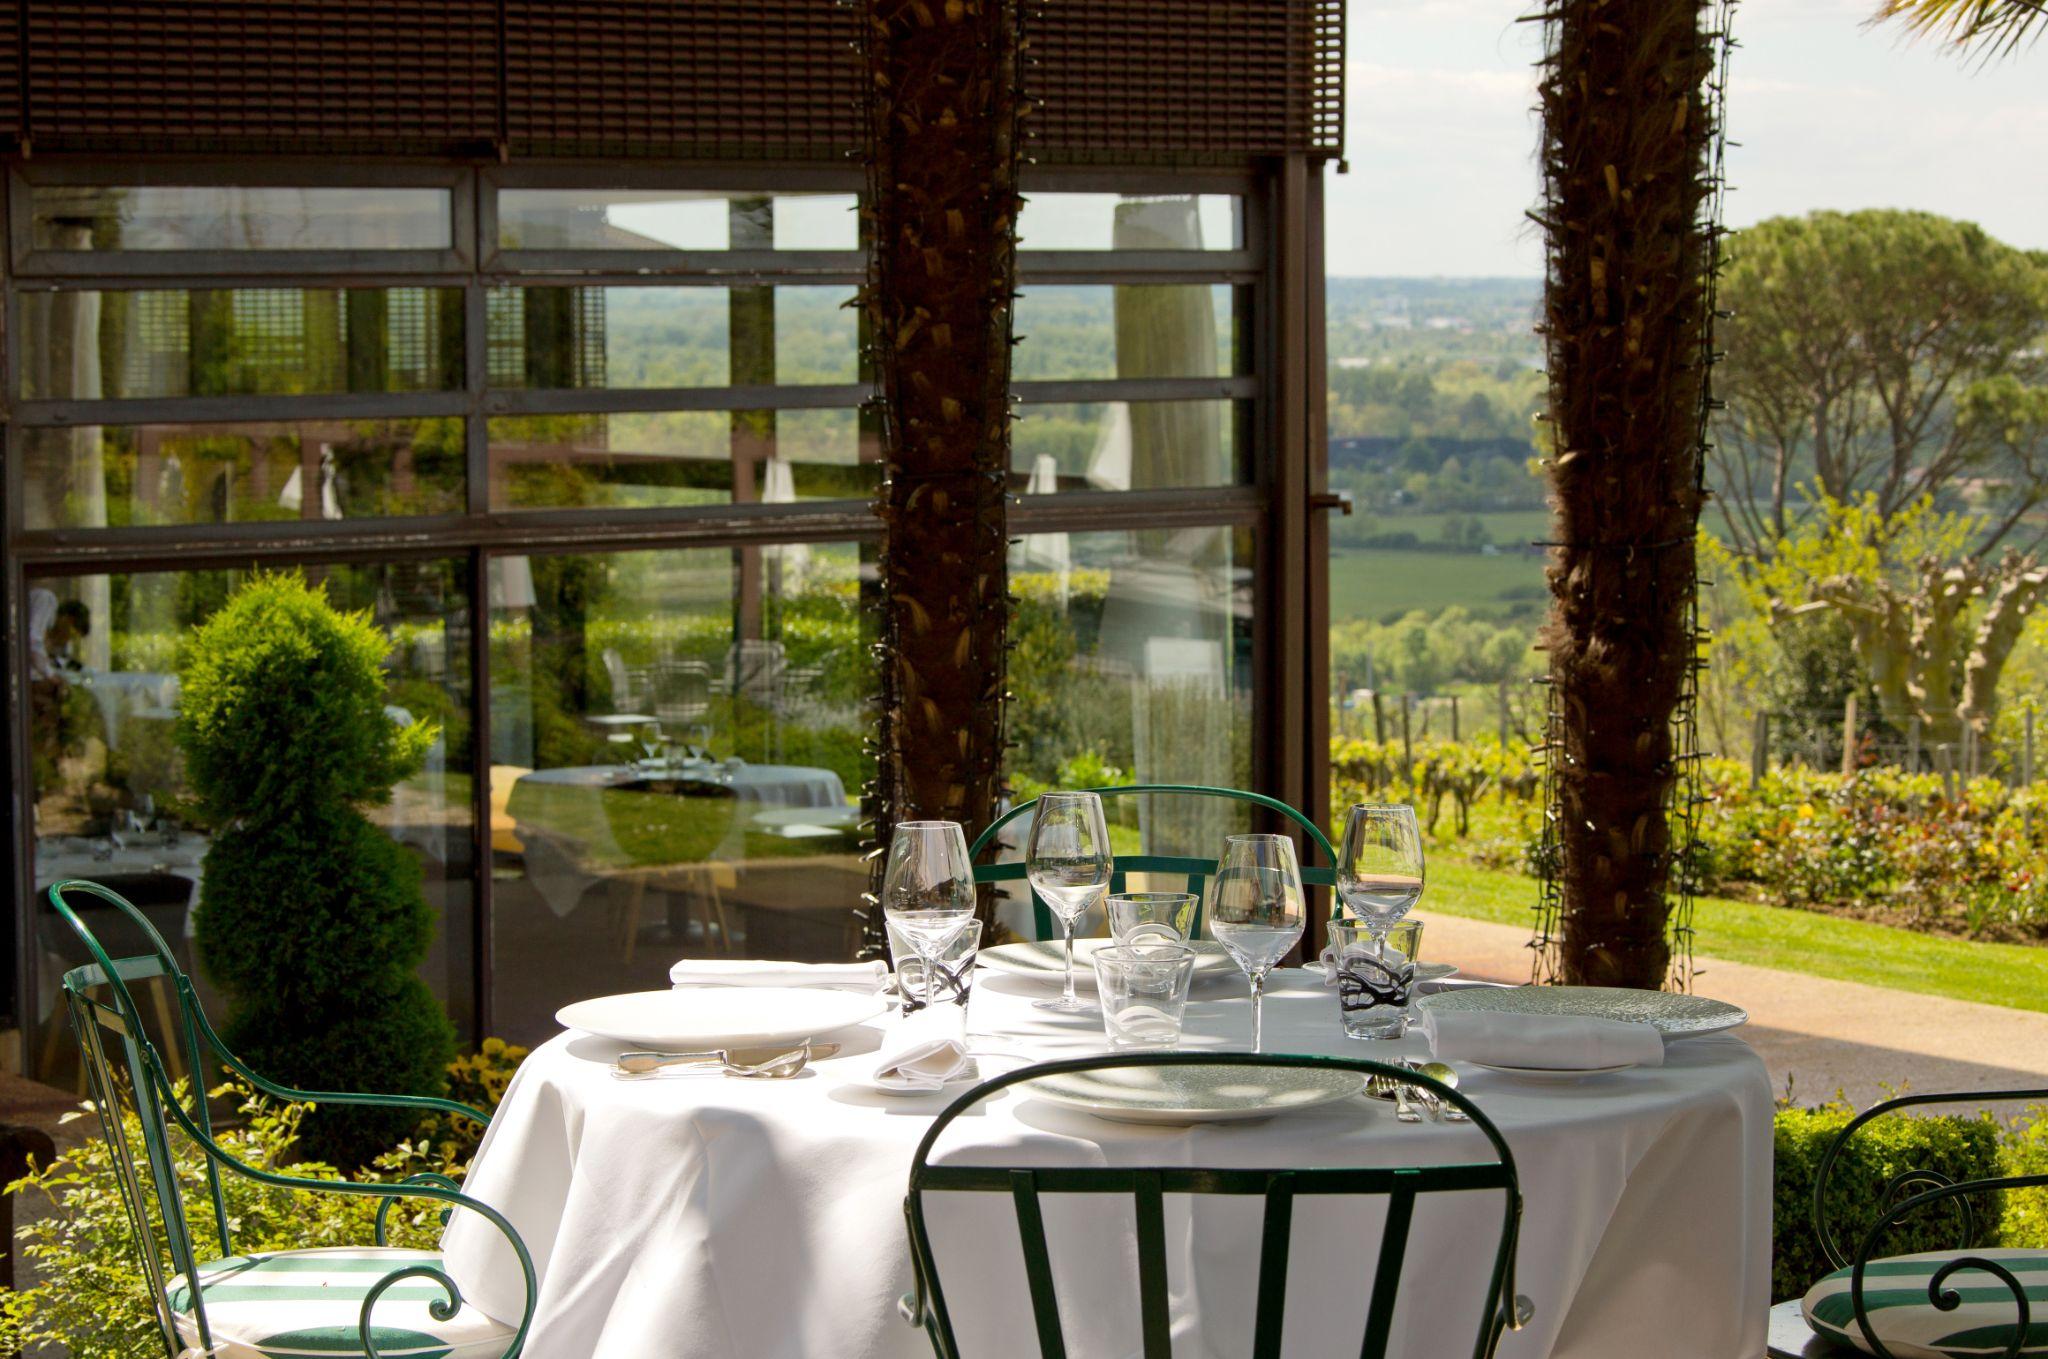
[1802, 1248, 2048, 1359]
[168, 1246, 515, 1359]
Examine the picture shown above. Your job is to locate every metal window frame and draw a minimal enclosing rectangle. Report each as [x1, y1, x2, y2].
[1, 153, 1324, 1065]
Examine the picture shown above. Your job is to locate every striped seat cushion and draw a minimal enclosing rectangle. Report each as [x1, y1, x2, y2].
[168, 1246, 515, 1359]
[1801, 1248, 2048, 1359]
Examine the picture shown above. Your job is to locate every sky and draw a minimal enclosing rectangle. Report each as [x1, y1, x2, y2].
[1333, 0, 2048, 277]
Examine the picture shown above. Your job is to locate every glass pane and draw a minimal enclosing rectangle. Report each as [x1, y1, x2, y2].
[487, 545, 872, 1045]
[1013, 399, 1248, 491]
[1017, 193, 1242, 251]
[488, 408, 875, 510]
[28, 184, 453, 252]
[1000, 525, 1254, 928]
[27, 561, 477, 1079]
[1013, 284, 1241, 382]
[497, 189, 858, 251]
[22, 419, 464, 530]
[17, 288, 464, 400]
[486, 285, 858, 389]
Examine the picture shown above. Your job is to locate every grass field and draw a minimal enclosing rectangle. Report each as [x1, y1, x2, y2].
[1330, 510, 1551, 622]
[1425, 856, 2048, 1015]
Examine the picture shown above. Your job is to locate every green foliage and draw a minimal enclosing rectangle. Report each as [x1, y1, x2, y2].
[2001, 1105, 2048, 1250]
[1772, 1098, 2012, 1303]
[0, 1084, 461, 1359]
[178, 573, 454, 1161]
[1329, 606, 1538, 695]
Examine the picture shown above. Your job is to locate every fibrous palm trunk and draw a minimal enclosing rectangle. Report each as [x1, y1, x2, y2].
[1538, 0, 1718, 988]
[859, 0, 1026, 942]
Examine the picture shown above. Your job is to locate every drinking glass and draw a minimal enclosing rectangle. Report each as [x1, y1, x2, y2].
[1106, 891, 1198, 945]
[887, 917, 982, 1014]
[882, 821, 977, 1008]
[1337, 804, 1425, 949]
[1328, 917, 1414, 1039]
[1207, 834, 1306, 1051]
[1092, 943, 1197, 1049]
[1026, 792, 1113, 1013]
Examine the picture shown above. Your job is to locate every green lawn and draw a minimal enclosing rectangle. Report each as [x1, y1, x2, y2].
[1329, 546, 1546, 622]
[1426, 856, 2048, 1015]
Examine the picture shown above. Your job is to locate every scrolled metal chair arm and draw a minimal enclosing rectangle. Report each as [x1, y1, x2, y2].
[1845, 1173, 2048, 1359]
[376, 1172, 465, 1246]
[359, 1263, 464, 1359]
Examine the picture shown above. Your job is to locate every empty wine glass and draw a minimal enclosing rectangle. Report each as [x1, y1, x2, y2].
[881, 821, 976, 1008]
[1336, 804, 1424, 949]
[1026, 792, 1113, 1014]
[1207, 834, 1306, 1051]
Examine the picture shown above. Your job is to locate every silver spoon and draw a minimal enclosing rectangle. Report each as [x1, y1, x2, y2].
[614, 1042, 838, 1079]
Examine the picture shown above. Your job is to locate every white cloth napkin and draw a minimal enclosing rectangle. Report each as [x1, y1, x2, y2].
[669, 959, 888, 991]
[1419, 1006, 1665, 1071]
[869, 1006, 974, 1092]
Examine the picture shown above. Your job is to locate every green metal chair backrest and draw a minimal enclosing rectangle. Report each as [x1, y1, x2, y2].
[48, 879, 535, 1359]
[970, 785, 1341, 940]
[904, 1051, 1526, 1359]
[1805, 1084, 2048, 1359]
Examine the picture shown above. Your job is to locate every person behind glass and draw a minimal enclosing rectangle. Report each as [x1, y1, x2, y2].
[28, 588, 92, 685]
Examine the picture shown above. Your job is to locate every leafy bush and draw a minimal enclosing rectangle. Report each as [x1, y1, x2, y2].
[178, 572, 454, 1162]
[1772, 1099, 2005, 1302]
[2001, 1104, 2048, 1250]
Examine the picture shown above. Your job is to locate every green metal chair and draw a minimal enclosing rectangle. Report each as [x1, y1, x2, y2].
[903, 1051, 1527, 1359]
[970, 784, 1341, 940]
[47, 878, 536, 1359]
[1766, 1085, 2048, 1359]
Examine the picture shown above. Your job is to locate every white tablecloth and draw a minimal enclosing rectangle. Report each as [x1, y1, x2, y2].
[442, 972, 1771, 1358]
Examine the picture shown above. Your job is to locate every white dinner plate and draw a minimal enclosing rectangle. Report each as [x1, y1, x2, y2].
[556, 988, 887, 1049]
[1027, 1064, 1369, 1126]
[1468, 1061, 1638, 1082]
[977, 939, 1238, 986]
[1416, 984, 1747, 1037]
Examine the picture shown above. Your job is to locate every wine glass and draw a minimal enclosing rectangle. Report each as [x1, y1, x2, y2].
[881, 821, 976, 1008]
[1336, 804, 1425, 950]
[1026, 792, 1113, 1014]
[1207, 834, 1306, 1051]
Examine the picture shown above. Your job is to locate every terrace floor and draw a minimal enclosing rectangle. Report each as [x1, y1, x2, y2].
[1429, 914, 2048, 1108]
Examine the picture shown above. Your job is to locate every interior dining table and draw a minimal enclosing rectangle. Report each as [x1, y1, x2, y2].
[441, 967, 1772, 1359]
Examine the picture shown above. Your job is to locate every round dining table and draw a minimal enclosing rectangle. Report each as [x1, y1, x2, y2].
[441, 968, 1771, 1359]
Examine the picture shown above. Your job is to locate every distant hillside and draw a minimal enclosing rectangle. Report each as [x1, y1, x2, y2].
[1327, 276, 1543, 367]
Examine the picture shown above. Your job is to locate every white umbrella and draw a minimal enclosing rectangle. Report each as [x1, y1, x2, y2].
[762, 455, 810, 577]
[1017, 454, 1072, 599]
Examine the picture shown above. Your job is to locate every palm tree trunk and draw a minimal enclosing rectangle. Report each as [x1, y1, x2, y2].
[1538, 0, 1717, 988]
[859, 0, 1026, 944]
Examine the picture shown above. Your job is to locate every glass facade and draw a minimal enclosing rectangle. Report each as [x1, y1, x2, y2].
[3, 169, 1306, 1065]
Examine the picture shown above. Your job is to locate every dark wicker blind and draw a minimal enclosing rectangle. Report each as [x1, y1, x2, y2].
[7, 0, 1344, 163]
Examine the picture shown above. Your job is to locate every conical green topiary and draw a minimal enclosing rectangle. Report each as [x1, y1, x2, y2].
[178, 572, 453, 1163]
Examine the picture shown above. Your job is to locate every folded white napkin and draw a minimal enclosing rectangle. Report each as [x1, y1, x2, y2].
[870, 1007, 974, 1092]
[1419, 1006, 1665, 1071]
[669, 959, 888, 992]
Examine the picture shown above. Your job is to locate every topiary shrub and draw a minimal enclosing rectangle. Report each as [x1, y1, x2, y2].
[1773, 1098, 2005, 1301]
[178, 572, 453, 1162]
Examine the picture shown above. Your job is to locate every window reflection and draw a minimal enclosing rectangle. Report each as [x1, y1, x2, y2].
[1013, 399, 1247, 492]
[1013, 284, 1241, 382]
[17, 288, 465, 401]
[1016, 193, 1241, 251]
[485, 285, 858, 390]
[1006, 525, 1253, 879]
[29, 184, 452, 252]
[497, 189, 858, 252]
[27, 561, 476, 1081]
[488, 409, 875, 510]
[22, 418, 465, 529]
[486, 545, 872, 1045]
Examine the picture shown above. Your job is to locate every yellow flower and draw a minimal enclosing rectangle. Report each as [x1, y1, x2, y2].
[1796, 803, 1816, 820]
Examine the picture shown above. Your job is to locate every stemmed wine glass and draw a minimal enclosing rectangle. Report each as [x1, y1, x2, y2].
[1207, 834, 1306, 1051]
[881, 821, 977, 1009]
[1336, 804, 1425, 954]
[1026, 792, 1113, 1014]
